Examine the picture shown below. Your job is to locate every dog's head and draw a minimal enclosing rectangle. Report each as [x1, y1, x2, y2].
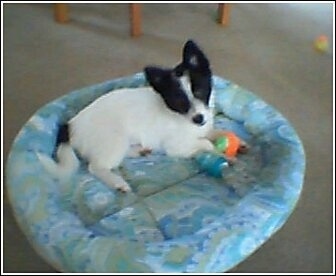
[144, 40, 213, 126]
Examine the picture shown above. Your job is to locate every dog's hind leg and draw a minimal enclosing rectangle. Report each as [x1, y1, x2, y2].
[88, 140, 131, 192]
[89, 163, 131, 192]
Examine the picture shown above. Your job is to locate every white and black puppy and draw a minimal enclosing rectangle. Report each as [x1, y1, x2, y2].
[39, 40, 222, 192]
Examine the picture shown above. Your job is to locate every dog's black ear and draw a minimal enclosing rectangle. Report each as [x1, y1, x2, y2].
[180, 40, 212, 105]
[144, 66, 191, 114]
[182, 40, 210, 71]
[144, 66, 167, 89]
[144, 66, 181, 93]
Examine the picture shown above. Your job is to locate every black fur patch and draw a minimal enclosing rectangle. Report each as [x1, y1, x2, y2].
[144, 66, 191, 114]
[174, 40, 212, 105]
[56, 123, 70, 146]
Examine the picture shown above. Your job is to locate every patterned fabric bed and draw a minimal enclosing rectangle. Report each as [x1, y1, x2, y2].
[6, 73, 305, 272]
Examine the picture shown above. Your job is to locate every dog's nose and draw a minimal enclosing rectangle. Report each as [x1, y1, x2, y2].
[192, 114, 205, 126]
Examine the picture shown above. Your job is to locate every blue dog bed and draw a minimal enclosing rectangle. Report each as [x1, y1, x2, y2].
[6, 74, 305, 272]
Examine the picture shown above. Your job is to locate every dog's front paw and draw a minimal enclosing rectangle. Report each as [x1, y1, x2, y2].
[139, 148, 152, 156]
[127, 145, 152, 158]
[198, 139, 215, 153]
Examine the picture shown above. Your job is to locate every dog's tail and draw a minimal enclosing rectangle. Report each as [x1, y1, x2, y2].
[37, 124, 79, 181]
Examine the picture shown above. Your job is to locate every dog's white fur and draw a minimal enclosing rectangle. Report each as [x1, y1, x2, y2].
[38, 40, 223, 192]
[38, 80, 216, 192]
[69, 80, 214, 192]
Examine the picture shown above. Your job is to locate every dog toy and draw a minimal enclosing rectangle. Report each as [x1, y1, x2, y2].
[195, 152, 229, 178]
[195, 131, 248, 178]
[214, 131, 243, 158]
[314, 35, 329, 53]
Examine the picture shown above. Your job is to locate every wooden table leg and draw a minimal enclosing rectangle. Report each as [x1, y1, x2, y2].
[218, 3, 230, 26]
[129, 4, 142, 37]
[54, 4, 69, 23]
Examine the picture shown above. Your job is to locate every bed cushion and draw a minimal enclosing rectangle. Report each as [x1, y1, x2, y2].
[6, 73, 305, 272]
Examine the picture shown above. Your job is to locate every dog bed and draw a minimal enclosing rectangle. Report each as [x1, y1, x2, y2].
[6, 73, 305, 272]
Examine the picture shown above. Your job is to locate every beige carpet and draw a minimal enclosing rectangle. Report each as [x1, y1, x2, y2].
[3, 3, 333, 272]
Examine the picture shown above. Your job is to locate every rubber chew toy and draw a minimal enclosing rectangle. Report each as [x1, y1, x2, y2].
[214, 131, 242, 158]
[195, 152, 229, 178]
[195, 132, 247, 178]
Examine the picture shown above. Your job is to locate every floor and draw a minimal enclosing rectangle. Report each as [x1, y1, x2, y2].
[3, 3, 334, 273]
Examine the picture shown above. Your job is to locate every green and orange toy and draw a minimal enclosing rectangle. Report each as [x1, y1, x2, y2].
[214, 131, 248, 159]
[195, 131, 248, 178]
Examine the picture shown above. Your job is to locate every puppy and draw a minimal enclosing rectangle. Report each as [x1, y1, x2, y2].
[39, 40, 222, 192]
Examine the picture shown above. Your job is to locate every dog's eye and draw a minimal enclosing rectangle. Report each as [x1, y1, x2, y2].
[169, 95, 190, 114]
[190, 74, 212, 105]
